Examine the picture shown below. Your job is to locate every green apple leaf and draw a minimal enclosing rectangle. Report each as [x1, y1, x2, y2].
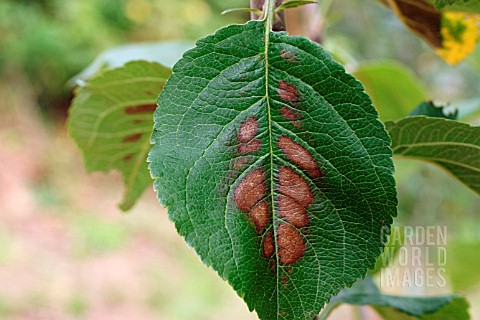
[386, 117, 480, 195]
[338, 293, 469, 319]
[68, 61, 171, 210]
[408, 101, 458, 120]
[320, 277, 470, 319]
[149, 19, 397, 320]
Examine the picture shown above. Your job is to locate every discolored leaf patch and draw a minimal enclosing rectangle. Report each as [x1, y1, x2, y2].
[238, 117, 260, 142]
[234, 169, 266, 212]
[251, 202, 270, 233]
[277, 223, 307, 265]
[125, 103, 157, 114]
[277, 80, 299, 102]
[280, 49, 298, 63]
[278, 196, 309, 228]
[263, 231, 275, 260]
[278, 166, 314, 207]
[278, 136, 321, 178]
[123, 133, 143, 143]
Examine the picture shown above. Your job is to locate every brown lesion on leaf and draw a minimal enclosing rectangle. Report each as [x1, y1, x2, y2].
[269, 259, 276, 273]
[233, 157, 251, 170]
[278, 166, 314, 207]
[275, 166, 315, 265]
[250, 201, 270, 233]
[122, 153, 134, 162]
[278, 136, 322, 178]
[237, 139, 260, 154]
[278, 222, 307, 265]
[124, 104, 157, 114]
[280, 107, 298, 121]
[263, 231, 275, 259]
[277, 80, 299, 102]
[280, 49, 298, 63]
[278, 195, 309, 228]
[231, 120, 319, 269]
[234, 169, 266, 212]
[236, 117, 260, 155]
[238, 117, 259, 143]
[122, 133, 143, 143]
[280, 107, 301, 128]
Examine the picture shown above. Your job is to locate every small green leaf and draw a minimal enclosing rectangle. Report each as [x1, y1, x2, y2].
[435, 0, 469, 9]
[409, 101, 458, 120]
[373, 296, 470, 319]
[350, 294, 469, 319]
[353, 61, 428, 122]
[68, 61, 171, 210]
[149, 20, 397, 319]
[276, 0, 318, 12]
[386, 117, 480, 195]
[221, 8, 263, 15]
[320, 277, 470, 319]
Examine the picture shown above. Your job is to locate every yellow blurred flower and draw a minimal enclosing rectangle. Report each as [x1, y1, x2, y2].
[436, 12, 480, 65]
[124, 0, 152, 24]
[180, 0, 212, 26]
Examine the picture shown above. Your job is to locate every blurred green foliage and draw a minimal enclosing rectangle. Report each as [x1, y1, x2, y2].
[72, 213, 130, 256]
[0, 0, 245, 113]
[1, 0, 479, 116]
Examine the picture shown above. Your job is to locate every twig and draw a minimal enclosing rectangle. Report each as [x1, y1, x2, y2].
[250, 0, 286, 31]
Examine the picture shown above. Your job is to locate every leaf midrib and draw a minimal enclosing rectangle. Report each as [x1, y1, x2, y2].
[261, 3, 281, 316]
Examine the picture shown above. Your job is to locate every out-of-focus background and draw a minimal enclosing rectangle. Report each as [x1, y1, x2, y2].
[0, 0, 479, 319]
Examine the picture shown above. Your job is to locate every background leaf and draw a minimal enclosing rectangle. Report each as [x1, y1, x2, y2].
[408, 101, 458, 120]
[432, 0, 480, 13]
[68, 60, 171, 210]
[353, 61, 428, 122]
[386, 116, 480, 195]
[71, 41, 192, 84]
[221, 8, 263, 15]
[370, 295, 469, 319]
[321, 277, 470, 319]
[149, 20, 397, 319]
